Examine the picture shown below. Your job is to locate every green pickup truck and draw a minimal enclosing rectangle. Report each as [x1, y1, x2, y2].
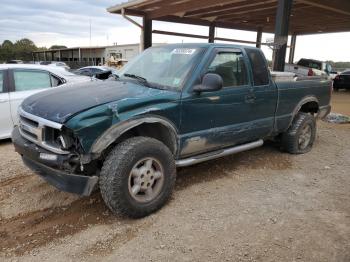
[12, 43, 331, 218]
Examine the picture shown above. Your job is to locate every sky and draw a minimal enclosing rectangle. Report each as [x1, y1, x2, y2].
[1, 0, 350, 62]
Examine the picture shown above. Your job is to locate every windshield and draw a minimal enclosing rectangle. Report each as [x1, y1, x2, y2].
[118, 46, 205, 90]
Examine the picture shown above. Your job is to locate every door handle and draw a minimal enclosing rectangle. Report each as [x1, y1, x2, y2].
[245, 94, 256, 103]
[0, 99, 8, 103]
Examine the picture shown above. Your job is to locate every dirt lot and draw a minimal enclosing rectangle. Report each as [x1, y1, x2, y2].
[0, 91, 349, 262]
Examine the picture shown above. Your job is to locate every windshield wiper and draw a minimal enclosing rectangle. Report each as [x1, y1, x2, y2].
[123, 73, 150, 87]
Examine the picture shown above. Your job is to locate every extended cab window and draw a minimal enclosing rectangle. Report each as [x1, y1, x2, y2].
[207, 52, 248, 87]
[245, 49, 269, 86]
[14, 70, 51, 91]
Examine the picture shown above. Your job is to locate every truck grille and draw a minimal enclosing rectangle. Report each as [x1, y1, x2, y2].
[18, 107, 69, 155]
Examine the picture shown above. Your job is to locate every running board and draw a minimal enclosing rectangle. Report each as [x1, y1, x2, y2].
[175, 139, 264, 167]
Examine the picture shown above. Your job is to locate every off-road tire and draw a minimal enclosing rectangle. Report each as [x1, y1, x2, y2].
[281, 112, 316, 154]
[99, 137, 176, 218]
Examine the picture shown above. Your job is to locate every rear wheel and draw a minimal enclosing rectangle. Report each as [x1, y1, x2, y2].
[99, 137, 176, 218]
[281, 112, 316, 154]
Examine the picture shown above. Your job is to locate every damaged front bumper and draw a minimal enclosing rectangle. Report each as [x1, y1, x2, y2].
[12, 127, 98, 196]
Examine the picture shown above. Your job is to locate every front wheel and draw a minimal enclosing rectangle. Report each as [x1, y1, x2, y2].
[281, 112, 316, 154]
[99, 137, 176, 218]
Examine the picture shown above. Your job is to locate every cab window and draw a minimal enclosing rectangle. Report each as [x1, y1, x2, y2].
[14, 70, 51, 91]
[245, 49, 269, 86]
[207, 52, 248, 88]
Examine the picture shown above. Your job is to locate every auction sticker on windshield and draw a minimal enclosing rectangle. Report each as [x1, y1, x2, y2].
[172, 48, 196, 55]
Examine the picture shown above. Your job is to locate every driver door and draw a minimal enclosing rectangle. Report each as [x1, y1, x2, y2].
[179, 48, 256, 157]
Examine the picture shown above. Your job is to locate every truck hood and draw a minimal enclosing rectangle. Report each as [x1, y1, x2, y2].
[21, 80, 176, 124]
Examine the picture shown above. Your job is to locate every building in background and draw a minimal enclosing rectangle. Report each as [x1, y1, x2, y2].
[32, 43, 141, 68]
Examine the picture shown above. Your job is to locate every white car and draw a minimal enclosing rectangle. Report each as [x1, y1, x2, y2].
[285, 59, 332, 78]
[40, 61, 70, 70]
[0, 64, 91, 139]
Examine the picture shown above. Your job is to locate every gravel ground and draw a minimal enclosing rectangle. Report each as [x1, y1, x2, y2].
[0, 92, 349, 262]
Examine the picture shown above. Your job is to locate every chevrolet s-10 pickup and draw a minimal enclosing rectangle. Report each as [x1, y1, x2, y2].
[12, 43, 331, 218]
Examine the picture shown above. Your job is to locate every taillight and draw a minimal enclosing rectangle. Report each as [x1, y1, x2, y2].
[335, 75, 340, 80]
[307, 68, 315, 76]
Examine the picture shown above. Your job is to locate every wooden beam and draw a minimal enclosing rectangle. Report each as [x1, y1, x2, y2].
[293, 23, 350, 34]
[186, 0, 276, 18]
[215, 37, 259, 45]
[132, 0, 163, 9]
[147, 0, 247, 19]
[152, 29, 209, 39]
[155, 15, 270, 32]
[215, 2, 307, 25]
[216, 4, 278, 20]
[192, 0, 278, 19]
[122, 9, 145, 16]
[156, 15, 211, 26]
[296, 0, 350, 16]
[240, 6, 349, 26]
[188, 0, 304, 21]
[107, 0, 146, 13]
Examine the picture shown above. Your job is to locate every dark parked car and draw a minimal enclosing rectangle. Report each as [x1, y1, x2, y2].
[333, 70, 350, 91]
[75, 66, 118, 80]
[12, 43, 331, 218]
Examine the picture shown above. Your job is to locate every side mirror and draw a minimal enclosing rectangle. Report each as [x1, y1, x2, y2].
[193, 73, 223, 93]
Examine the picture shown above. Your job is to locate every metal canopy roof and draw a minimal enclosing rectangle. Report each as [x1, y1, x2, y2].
[108, 0, 350, 35]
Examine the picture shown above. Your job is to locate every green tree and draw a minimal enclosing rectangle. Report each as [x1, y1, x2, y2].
[50, 45, 67, 50]
[326, 60, 350, 72]
[12, 38, 38, 61]
[0, 39, 70, 62]
[0, 40, 14, 62]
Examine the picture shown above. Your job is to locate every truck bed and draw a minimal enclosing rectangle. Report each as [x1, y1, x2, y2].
[274, 78, 332, 132]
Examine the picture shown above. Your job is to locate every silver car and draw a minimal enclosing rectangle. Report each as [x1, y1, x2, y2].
[0, 64, 92, 139]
